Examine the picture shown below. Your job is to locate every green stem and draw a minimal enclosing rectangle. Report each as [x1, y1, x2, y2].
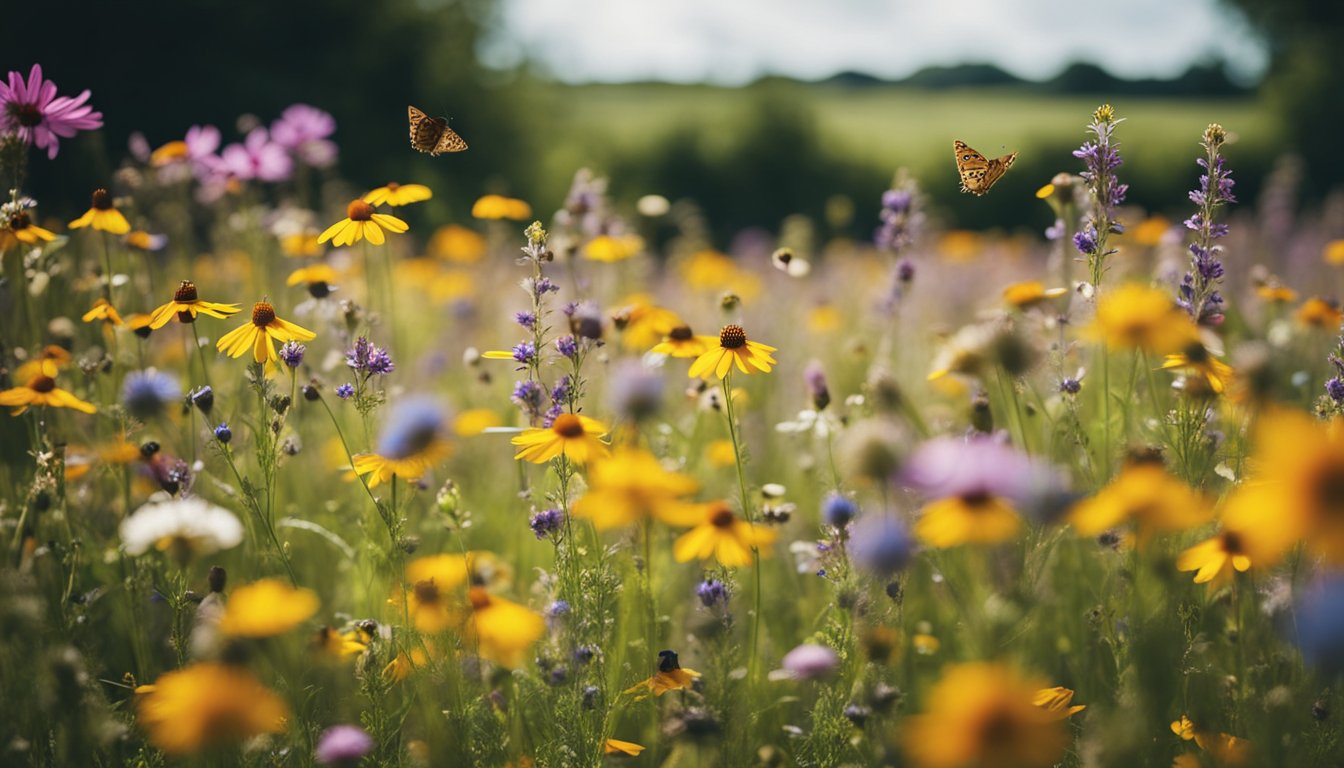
[721, 375, 762, 688]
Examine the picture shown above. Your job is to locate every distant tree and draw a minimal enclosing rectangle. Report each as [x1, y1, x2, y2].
[1222, 0, 1344, 192]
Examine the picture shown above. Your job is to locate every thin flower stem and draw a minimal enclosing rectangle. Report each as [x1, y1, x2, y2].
[720, 374, 762, 689]
[100, 231, 114, 302]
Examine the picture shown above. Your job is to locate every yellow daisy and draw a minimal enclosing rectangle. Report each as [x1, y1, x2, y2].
[583, 233, 644, 262]
[1033, 686, 1087, 720]
[604, 739, 646, 756]
[318, 199, 408, 247]
[147, 280, 240, 329]
[649, 325, 711, 358]
[364, 181, 433, 207]
[135, 663, 288, 755]
[218, 579, 320, 638]
[672, 500, 777, 567]
[471, 194, 532, 220]
[286, 264, 339, 298]
[572, 448, 700, 530]
[428, 224, 487, 262]
[466, 587, 545, 669]
[215, 301, 316, 364]
[1069, 461, 1211, 541]
[1088, 283, 1200, 354]
[1003, 280, 1067, 309]
[624, 650, 701, 700]
[280, 231, 322, 257]
[1295, 297, 1343, 330]
[15, 344, 71, 380]
[3, 206, 57, 245]
[511, 413, 610, 464]
[1176, 529, 1252, 586]
[915, 494, 1022, 548]
[0, 374, 96, 415]
[1159, 342, 1234, 395]
[68, 188, 131, 235]
[686, 324, 777, 379]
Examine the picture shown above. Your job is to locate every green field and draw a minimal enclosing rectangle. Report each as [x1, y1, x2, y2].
[533, 82, 1279, 227]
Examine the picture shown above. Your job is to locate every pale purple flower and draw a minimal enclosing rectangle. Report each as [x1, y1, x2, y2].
[1178, 124, 1235, 326]
[218, 127, 293, 182]
[0, 64, 103, 159]
[901, 436, 1050, 504]
[779, 643, 840, 680]
[315, 724, 374, 765]
[271, 103, 337, 168]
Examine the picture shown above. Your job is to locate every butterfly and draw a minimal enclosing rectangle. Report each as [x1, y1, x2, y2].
[408, 105, 468, 156]
[953, 140, 1017, 196]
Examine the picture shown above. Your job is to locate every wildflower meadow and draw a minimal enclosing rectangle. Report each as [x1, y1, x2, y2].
[4, 59, 1344, 768]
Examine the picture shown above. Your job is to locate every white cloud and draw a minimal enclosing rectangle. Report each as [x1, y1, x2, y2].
[492, 0, 1268, 84]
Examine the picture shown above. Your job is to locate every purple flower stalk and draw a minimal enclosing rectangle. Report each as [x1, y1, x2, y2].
[1072, 104, 1127, 287]
[1178, 124, 1235, 326]
[873, 180, 922, 253]
[0, 64, 103, 160]
[511, 379, 545, 421]
[696, 579, 729, 609]
[270, 103, 337, 168]
[555, 335, 579, 359]
[346, 336, 394, 375]
[530, 508, 564, 540]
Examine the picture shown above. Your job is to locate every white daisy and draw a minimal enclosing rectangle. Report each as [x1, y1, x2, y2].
[119, 497, 244, 560]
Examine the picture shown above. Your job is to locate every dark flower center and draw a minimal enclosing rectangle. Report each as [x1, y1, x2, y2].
[468, 586, 492, 610]
[12, 103, 42, 128]
[174, 280, 199, 303]
[91, 188, 113, 211]
[413, 579, 440, 604]
[978, 707, 1019, 749]
[347, 200, 375, 221]
[1183, 342, 1209, 364]
[1313, 463, 1344, 520]
[552, 413, 584, 438]
[961, 491, 993, 509]
[251, 302, 276, 327]
[709, 503, 736, 528]
[386, 182, 400, 191]
[669, 325, 694, 341]
[719, 324, 747, 349]
[29, 375, 56, 393]
[308, 281, 332, 299]
[9, 211, 31, 230]
[1221, 531, 1244, 555]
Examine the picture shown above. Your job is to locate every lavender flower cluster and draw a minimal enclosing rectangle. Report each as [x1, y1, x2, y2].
[1178, 124, 1236, 326]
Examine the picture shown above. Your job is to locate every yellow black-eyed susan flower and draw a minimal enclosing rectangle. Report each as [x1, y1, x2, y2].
[687, 324, 776, 379]
[217, 579, 320, 638]
[471, 194, 531, 220]
[1088, 283, 1200, 354]
[15, 344, 71, 380]
[279, 231, 322, 257]
[3, 204, 57, 245]
[82, 297, 123, 326]
[1033, 687, 1086, 720]
[1003, 280, 1067, 309]
[671, 500, 776, 567]
[363, 181, 432, 207]
[604, 739, 645, 756]
[624, 650, 701, 700]
[465, 586, 544, 669]
[428, 224, 486, 262]
[68, 188, 130, 234]
[583, 233, 643, 262]
[1160, 341, 1234, 394]
[902, 663, 1068, 768]
[215, 301, 316, 364]
[1176, 529, 1252, 587]
[649, 324, 711, 359]
[286, 264, 339, 299]
[1295, 297, 1343, 330]
[135, 663, 288, 755]
[1069, 460, 1211, 541]
[915, 493, 1022, 548]
[511, 413, 610, 464]
[318, 199, 408, 247]
[147, 280, 240, 329]
[0, 373, 95, 415]
[572, 448, 699, 530]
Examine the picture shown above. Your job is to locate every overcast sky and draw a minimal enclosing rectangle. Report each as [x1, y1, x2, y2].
[490, 0, 1267, 84]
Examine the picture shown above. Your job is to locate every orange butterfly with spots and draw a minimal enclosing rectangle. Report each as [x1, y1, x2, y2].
[953, 140, 1017, 196]
[408, 105, 468, 156]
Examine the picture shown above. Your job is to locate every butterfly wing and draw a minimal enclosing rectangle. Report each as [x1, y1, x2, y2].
[978, 152, 1018, 194]
[433, 124, 468, 154]
[953, 140, 1015, 195]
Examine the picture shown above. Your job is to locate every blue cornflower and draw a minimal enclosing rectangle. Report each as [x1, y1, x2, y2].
[376, 397, 445, 459]
[122, 369, 181, 420]
[511, 341, 537, 366]
[335, 383, 354, 400]
[213, 422, 232, 444]
[849, 514, 913, 576]
[821, 492, 858, 529]
[189, 385, 214, 415]
[514, 311, 537, 330]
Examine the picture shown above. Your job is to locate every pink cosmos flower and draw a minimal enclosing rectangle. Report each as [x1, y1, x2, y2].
[218, 127, 293, 182]
[271, 103, 337, 168]
[0, 64, 103, 159]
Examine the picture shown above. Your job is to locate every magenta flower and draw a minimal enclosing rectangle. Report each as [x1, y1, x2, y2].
[314, 724, 374, 765]
[218, 127, 293, 182]
[271, 103, 337, 168]
[901, 436, 1059, 505]
[0, 64, 103, 159]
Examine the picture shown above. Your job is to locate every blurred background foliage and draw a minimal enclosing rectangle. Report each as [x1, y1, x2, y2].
[5, 0, 1340, 242]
